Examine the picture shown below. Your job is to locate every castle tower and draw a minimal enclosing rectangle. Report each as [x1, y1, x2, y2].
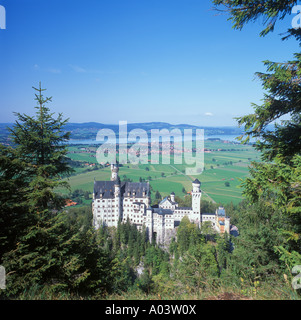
[156, 212, 165, 244]
[191, 179, 201, 224]
[225, 217, 230, 234]
[114, 177, 121, 227]
[170, 192, 175, 203]
[146, 207, 153, 242]
[111, 163, 119, 181]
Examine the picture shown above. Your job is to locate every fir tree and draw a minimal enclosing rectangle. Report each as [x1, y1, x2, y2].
[213, 0, 301, 288]
[8, 82, 73, 213]
[0, 146, 30, 261]
[213, 0, 301, 163]
[1, 84, 113, 297]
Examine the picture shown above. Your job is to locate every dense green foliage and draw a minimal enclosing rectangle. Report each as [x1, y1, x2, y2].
[213, 0, 301, 297]
[213, 0, 301, 163]
[213, 0, 298, 37]
[0, 85, 113, 298]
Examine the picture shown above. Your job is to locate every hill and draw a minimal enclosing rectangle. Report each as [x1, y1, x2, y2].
[0, 121, 244, 143]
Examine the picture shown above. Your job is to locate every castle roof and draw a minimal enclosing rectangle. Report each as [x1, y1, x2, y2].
[177, 207, 192, 211]
[153, 208, 174, 215]
[159, 197, 170, 205]
[192, 178, 201, 185]
[94, 180, 149, 199]
[124, 182, 149, 198]
[159, 197, 178, 206]
[217, 207, 226, 216]
[94, 180, 115, 199]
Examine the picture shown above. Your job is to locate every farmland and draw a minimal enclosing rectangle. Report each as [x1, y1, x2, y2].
[58, 138, 260, 206]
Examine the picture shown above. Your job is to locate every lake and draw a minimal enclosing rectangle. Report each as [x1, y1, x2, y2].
[65, 134, 256, 145]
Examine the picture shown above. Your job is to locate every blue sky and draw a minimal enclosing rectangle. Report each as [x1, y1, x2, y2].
[0, 0, 299, 126]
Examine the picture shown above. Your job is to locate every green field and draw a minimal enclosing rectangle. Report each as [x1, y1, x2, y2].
[58, 140, 260, 205]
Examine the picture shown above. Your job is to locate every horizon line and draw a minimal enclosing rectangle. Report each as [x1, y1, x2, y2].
[0, 121, 242, 129]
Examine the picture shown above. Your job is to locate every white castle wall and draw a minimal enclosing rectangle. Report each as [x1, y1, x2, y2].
[92, 166, 229, 244]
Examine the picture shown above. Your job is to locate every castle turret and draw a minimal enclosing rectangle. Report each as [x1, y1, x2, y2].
[192, 178, 201, 193]
[111, 163, 119, 181]
[191, 179, 201, 225]
[170, 192, 175, 203]
[114, 177, 121, 227]
[93, 178, 96, 200]
[146, 207, 153, 242]
[114, 176, 121, 196]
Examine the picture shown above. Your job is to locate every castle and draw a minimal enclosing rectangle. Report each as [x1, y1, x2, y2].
[92, 164, 230, 244]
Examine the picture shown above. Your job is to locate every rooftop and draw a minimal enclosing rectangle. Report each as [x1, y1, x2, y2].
[94, 180, 149, 199]
[217, 207, 226, 216]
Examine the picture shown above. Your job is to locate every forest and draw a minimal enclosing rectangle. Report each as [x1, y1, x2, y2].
[0, 82, 299, 300]
[0, 0, 301, 300]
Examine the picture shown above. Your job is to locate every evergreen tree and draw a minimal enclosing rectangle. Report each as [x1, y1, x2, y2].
[7, 82, 73, 213]
[176, 216, 201, 254]
[136, 269, 153, 293]
[226, 201, 287, 286]
[213, 0, 298, 37]
[213, 0, 301, 163]
[175, 242, 219, 292]
[0, 146, 30, 261]
[1, 84, 114, 298]
[3, 212, 112, 296]
[155, 190, 161, 200]
[213, 0, 301, 286]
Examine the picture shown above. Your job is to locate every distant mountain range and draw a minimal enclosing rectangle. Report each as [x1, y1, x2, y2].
[0, 122, 244, 143]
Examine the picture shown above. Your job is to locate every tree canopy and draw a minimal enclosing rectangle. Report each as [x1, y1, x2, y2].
[213, 0, 301, 284]
[213, 0, 301, 163]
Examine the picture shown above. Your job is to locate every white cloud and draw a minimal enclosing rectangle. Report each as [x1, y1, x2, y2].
[204, 112, 214, 116]
[33, 64, 61, 74]
[69, 64, 87, 73]
[47, 68, 61, 74]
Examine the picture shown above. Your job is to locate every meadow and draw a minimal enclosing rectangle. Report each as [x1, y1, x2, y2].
[59, 139, 260, 206]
